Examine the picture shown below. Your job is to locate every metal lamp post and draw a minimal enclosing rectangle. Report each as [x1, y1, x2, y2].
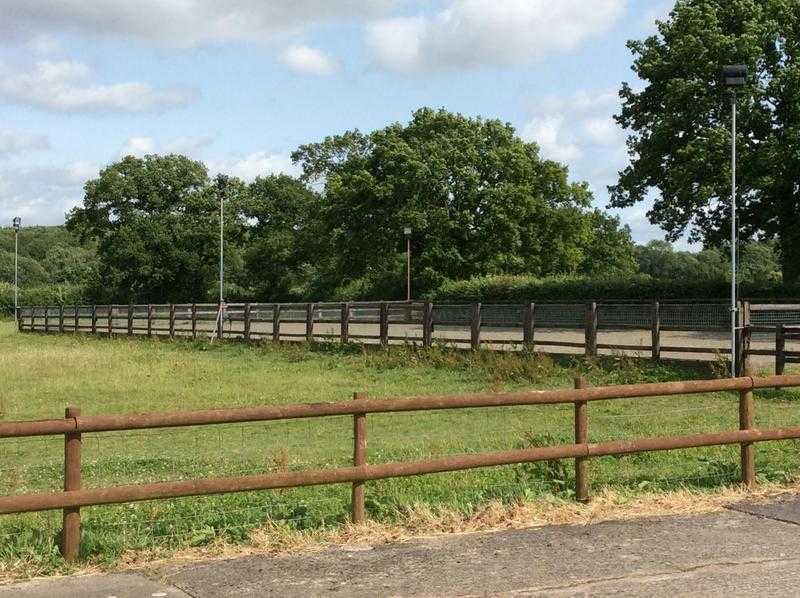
[404, 227, 412, 301]
[12, 217, 21, 327]
[722, 64, 748, 376]
[213, 176, 227, 340]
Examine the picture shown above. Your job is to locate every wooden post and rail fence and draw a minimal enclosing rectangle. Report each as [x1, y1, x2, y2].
[1, 373, 799, 561]
[13, 301, 800, 374]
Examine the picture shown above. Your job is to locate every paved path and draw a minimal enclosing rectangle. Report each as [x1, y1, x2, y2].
[4, 494, 800, 597]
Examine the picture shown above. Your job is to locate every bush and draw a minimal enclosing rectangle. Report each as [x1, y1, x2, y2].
[429, 274, 800, 302]
[0, 282, 87, 315]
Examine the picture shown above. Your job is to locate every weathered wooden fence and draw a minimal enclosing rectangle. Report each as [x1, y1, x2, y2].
[14, 301, 800, 372]
[1, 373, 799, 561]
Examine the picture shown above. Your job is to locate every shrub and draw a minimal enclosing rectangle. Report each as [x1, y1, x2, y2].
[0, 282, 87, 315]
[429, 274, 799, 302]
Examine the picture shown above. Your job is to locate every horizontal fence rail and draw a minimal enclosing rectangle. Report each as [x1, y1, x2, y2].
[14, 301, 800, 373]
[1, 373, 800, 561]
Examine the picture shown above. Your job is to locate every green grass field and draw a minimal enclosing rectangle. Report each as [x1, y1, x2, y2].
[1, 320, 799, 577]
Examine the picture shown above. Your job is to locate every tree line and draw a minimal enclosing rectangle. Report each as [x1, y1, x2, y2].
[62, 109, 639, 304]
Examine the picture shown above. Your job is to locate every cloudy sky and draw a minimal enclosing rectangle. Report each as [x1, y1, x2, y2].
[0, 0, 676, 244]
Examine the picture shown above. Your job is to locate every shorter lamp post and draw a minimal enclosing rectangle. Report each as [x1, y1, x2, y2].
[404, 227, 412, 301]
[12, 217, 21, 326]
[722, 64, 748, 376]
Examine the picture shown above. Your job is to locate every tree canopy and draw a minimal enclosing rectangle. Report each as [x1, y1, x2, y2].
[611, 0, 800, 282]
[59, 109, 639, 302]
[66, 155, 247, 302]
[294, 108, 636, 297]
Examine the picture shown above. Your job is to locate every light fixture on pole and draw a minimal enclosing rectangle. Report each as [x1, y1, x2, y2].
[722, 64, 747, 376]
[12, 217, 21, 327]
[404, 227, 412, 301]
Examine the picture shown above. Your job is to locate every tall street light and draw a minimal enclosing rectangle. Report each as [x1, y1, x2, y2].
[722, 64, 748, 376]
[12, 217, 21, 327]
[404, 227, 412, 301]
[214, 175, 227, 340]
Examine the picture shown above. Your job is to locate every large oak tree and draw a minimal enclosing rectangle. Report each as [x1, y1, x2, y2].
[66, 155, 247, 302]
[295, 108, 636, 297]
[610, 0, 800, 282]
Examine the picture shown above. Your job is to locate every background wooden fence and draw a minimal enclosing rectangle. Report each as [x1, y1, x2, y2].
[15, 300, 800, 373]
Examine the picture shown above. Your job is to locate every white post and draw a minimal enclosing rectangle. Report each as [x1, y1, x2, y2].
[12, 217, 20, 328]
[406, 236, 411, 301]
[210, 176, 226, 342]
[219, 179, 224, 305]
[730, 92, 737, 377]
[404, 227, 412, 301]
[14, 227, 19, 325]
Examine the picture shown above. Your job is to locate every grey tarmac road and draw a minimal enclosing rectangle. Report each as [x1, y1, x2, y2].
[3, 493, 800, 597]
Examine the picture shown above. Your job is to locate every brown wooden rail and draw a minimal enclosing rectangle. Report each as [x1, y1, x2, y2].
[17, 301, 800, 374]
[2, 373, 800, 561]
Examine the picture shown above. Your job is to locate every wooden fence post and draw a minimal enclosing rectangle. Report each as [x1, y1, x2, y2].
[651, 301, 661, 361]
[585, 302, 598, 358]
[146, 305, 153, 337]
[306, 303, 316, 343]
[73, 305, 79, 334]
[423, 301, 433, 348]
[191, 304, 197, 340]
[90, 305, 97, 334]
[58, 305, 65, 334]
[351, 392, 367, 524]
[470, 302, 482, 351]
[127, 304, 133, 336]
[574, 377, 589, 502]
[272, 304, 281, 342]
[44, 305, 50, 333]
[379, 302, 389, 347]
[62, 406, 81, 562]
[739, 366, 755, 487]
[776, 324, 786, 375]
[340, 302, 350, 344]
[244, 303, 252, 341]
[106, 305, 113, 337]
[523, 302, 535, 349]
[168, 304, 176, 339]
[738, 301, 751, 376]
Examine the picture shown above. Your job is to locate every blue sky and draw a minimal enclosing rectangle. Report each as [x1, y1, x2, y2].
[0, 0, 678, 244]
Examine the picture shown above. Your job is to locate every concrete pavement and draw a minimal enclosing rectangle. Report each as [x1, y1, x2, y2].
[3, 493, 800, 597]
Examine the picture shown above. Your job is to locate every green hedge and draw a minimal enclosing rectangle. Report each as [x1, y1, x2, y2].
[429, 274, 800, 302]
[0, 282, 87, 314]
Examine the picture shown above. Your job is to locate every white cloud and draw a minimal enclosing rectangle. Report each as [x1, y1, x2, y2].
[0, 1, 398, 49]
[367, 0, 627, 73]
[281, 45, 342, 76]
[120, 135, 216, 158]
[522, 116, 582, 163]
[583, 117, 619, 145]
[367, 17, 426, 73]
[120, 136, 155, 157]
[0, 60, 198, 113]
[521, 89, 624, 174]
[0, 129, 49, 157]
[0, 161, 99, 225]
[26, 34, 62, 54]
[64, 161, 99, 185]
[211, 151, 300, 182]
